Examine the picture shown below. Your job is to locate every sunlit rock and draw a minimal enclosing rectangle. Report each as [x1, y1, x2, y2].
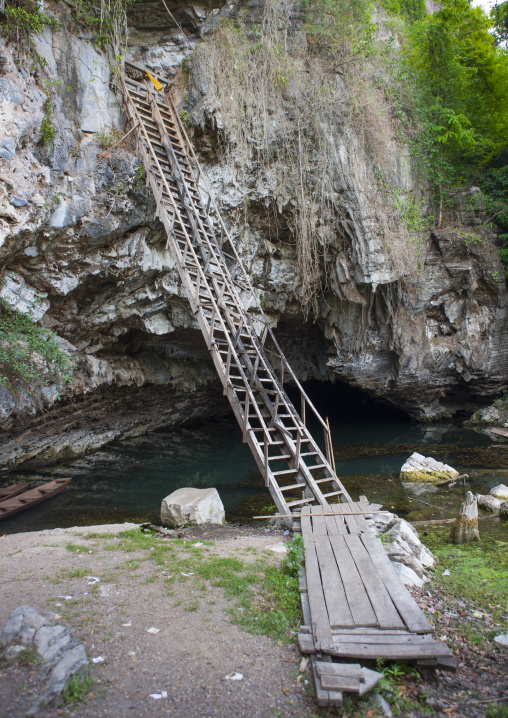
[161, 487, 225, 527]
[400, 452, 459, 483]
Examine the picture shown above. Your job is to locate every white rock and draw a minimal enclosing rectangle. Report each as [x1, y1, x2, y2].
[494, 634, 508, 647]
[400, 452, 459, 480]
[490, 484, 508, 500]
[265, 543, 287, 554]
[0, 273, 49, 319]
[391, 561, 424, 588]
[477, 494, 503, 512]
[160, 487, 225, 528]
[419, 544, 437, 569]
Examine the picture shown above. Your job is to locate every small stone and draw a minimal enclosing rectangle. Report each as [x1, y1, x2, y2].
[9, 195, 28, 207]
[494, 634, 508, 647]
[490, 484, 508, 500]
[367, 692, 392, 717]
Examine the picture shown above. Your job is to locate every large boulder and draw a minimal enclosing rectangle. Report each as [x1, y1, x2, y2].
[161, 487, 225, 528]
[400, 452, 459, 483]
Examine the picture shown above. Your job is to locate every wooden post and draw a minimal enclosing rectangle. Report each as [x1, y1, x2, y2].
[449, 491, 480, 544]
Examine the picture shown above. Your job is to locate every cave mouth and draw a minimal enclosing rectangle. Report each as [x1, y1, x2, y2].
[287, 379, 410, 425]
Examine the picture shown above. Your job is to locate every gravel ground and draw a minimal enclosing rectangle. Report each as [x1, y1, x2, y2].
[1, 522, 507, 718]
[0, 523, 316, 718]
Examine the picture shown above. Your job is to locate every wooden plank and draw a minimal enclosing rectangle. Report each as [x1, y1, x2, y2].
[311, 657, 344, 708]
[314, 536, 355, 629]
[324, 510, 340, 535]
[491, 427, 508, 438]
[320, 675, 361, 692]
[331, 640, 452, 660]
[301, 515, 334, 652]
[332, 628, 418, 635]
[344, 534, 405, 630]
[315, 662, 364, 680]
[310, 505, 328, 538]
[329, 503, 348, 536]
[360, 533, 434, 634]
[330, 633, 434, 645]
[298, 632, 315, 654]
[352, 501, 372, 534]
[328, 534, 378, 627]
[341, 502, 360, 534]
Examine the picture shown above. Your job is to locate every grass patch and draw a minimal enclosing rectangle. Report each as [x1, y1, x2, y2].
[423, 527, 508, 621]
[65, 543, 91, 554]
[83, 532, 117, 540]
[17, 646, 42, 667]
[62, 671, 94, 705]
[107, 527, 303, 643]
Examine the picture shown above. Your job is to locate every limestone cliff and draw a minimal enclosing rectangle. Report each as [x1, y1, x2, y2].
[0, 0, 506, 472]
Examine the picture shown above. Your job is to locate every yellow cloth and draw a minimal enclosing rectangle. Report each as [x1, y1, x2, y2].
[146, 71, 163, 92]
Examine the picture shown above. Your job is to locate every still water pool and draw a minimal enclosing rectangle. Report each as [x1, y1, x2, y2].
[2, 410, 508, 537]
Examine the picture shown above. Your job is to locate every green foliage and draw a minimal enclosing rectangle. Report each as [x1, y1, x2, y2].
[304, 0, 375, 66]
[179, 109, 189, 127]
[41, 95, 55, 144]
[68, 0, 137, 51]
[480, 161, 508, 275]
[487, 705, 508, 718]
[492, 0, 508, 48]
[423, 528, 508, 627]
[17, 646, 42, 667]
[1, 2, 60, 44]
[403, 0, 508, 212]
[62, 671, 93, 705]
[95, 128, 124, 149]
[382, 0, 426, 23]
[282, 535, 305, 576]
[0, 297, 75, 390]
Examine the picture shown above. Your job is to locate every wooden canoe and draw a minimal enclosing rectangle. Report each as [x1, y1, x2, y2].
[0, 479, 71, 521]
[0, 483, 29, 501]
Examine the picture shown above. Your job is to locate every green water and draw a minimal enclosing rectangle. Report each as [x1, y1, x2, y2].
[2, 413, 508, 537]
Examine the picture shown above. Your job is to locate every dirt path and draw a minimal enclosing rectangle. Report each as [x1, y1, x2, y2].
[0, 523, 316, 718]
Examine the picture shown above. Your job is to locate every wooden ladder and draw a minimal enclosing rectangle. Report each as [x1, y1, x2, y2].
[120, 62, 352, 523]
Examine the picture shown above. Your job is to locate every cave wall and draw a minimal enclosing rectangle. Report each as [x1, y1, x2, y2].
[0, 0, 507, 472]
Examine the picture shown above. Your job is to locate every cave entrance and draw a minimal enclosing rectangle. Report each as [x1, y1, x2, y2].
[286, 379, 410, 426]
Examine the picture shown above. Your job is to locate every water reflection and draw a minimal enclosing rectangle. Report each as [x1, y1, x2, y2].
[0, 413, 506, 534]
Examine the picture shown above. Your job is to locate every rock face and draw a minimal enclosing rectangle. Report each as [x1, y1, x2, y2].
[400, 452, 459, 483]
[1, 606, 88, 707]
[0, 0, 507, 470]
[160, 487, 225, 527]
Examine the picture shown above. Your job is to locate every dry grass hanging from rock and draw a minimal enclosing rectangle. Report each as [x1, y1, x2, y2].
[192, 0, 346, 309]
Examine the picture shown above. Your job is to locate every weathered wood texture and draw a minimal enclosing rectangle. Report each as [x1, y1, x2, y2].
[298, 504, 457, 673]
[120, 63, 352, 524]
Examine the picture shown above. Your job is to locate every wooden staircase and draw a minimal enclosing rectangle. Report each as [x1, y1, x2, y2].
[119, 62, 352, 523]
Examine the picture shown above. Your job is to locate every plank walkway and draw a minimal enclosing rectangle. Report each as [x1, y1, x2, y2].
[119, 63, 457, 709]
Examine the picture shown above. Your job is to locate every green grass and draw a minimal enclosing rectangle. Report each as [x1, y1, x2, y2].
[62, 671, 94, 705]
[17, 646, 42, 667]
[65, 542, 92, 554]
[423, 527, 508, 622]
[97, 528, 303, 643]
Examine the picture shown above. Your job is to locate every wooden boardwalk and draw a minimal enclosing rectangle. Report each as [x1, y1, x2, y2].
[119, 63, 457, 708]
[294, 503, 457, 706]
